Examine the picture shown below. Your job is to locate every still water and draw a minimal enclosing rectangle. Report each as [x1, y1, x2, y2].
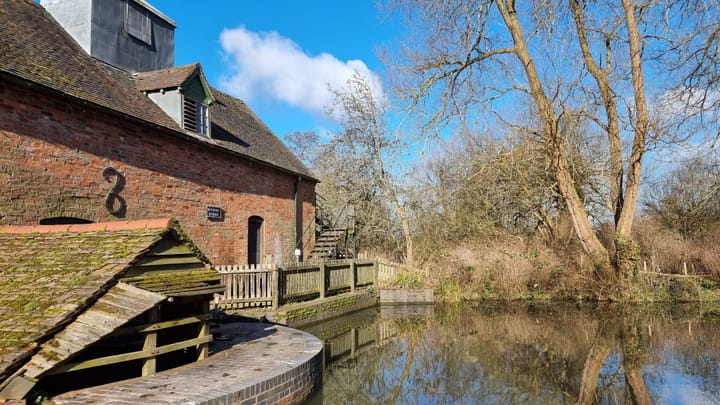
[301, 302, 720, 404]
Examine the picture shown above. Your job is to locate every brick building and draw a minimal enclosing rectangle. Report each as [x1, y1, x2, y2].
[0, 0, 318, 265]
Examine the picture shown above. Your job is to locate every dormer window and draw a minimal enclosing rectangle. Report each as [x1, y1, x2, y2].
[133, 63, 214, 138]
[183, 96, 210, 137]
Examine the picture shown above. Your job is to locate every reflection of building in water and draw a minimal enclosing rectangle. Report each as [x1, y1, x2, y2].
[309, 305, 435, 369]
[323, 323, 384, 367]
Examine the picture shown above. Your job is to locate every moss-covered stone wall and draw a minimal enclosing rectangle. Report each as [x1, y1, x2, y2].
[267, 292, 378, 328]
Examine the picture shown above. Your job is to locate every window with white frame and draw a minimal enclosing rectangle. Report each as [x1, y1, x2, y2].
[183, 96, 210, 137]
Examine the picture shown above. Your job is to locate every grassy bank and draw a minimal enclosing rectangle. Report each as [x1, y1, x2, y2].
[389, 235, 720, 304]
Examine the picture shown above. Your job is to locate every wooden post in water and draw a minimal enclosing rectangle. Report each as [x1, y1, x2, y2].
[271, 267, 280, 310]
[350, 260, 357, 292]
[350, 327, 358, 357]
[142, 307, 158, 376]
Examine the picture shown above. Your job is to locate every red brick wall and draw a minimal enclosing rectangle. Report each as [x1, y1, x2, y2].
[0, 80, 315, 264]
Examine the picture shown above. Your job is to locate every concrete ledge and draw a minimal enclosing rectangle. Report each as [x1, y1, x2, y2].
[232, 291, 378, 328]
[379, 288, 434, 303]
[50, 322, 323, 405]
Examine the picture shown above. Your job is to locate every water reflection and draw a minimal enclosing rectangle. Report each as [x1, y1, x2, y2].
[302, 303, 720, 404]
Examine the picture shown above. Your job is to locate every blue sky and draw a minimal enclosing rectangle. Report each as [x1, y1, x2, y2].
[148, 1, 396, 139]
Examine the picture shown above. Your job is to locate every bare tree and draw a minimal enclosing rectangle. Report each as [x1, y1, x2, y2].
[384, 0, 720, 291]
[326, 73, 416, 265]
[645, 153, 720, 238]
[285, 129, 403, 258]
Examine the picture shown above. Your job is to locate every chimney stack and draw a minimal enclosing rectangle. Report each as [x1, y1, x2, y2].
[41, 0, 176, 73]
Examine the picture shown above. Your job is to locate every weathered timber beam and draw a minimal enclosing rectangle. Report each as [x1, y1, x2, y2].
[45, 335, 213, 375]
[112, 313, 212, 336]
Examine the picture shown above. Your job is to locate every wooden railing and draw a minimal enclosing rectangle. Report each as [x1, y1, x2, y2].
[46, 312, 211, 377]
[377, 260, 397, 283]
[213, 259, 396, 310]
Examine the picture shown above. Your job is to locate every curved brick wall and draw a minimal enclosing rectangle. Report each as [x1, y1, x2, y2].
[51, 323, 323, 405]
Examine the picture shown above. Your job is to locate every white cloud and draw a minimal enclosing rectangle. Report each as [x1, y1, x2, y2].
[218, 26, 383, 117]
[655, 87, 720, 119]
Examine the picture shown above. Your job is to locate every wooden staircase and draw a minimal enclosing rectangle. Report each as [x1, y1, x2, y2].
[308, 228, 348, 260]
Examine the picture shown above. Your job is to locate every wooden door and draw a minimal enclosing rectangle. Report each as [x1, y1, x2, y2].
[248, 216, 263, 265]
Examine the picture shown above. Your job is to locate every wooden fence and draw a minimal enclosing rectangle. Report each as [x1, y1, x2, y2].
[213, 259, 396, 310]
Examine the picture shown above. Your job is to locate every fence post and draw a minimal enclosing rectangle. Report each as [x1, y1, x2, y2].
[141, 307, 158, 376]
[319, 262, 326, 299]
[197, 300, 210, 361]
[350, 260, 357, 292]
[373, 260, 379, 287]
[272, 266, 280, 310]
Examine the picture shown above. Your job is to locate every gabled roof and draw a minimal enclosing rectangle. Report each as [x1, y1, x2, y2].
[134, 63, 215, 104]
[133, 63, 202, 92]
[0, 0, 315, 181]
[0, 218, 213, 383]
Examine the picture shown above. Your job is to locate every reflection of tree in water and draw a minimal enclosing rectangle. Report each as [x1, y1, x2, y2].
[321, 319, 426, 404]
[318, 303, 720, 404]
[576, 310, 651, 405]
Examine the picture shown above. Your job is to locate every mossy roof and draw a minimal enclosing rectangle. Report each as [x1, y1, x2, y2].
[0, 0, 315, 181]
[0, 218, 204, 380]
[133, 63, 202, 92]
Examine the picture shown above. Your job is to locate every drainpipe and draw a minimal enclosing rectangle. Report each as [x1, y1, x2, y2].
[293, 176, 303, 263]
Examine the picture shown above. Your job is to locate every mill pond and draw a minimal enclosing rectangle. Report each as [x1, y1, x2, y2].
[301, 303, 720, 404]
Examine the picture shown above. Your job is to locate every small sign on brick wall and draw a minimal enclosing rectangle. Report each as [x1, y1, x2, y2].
[206, 206, 224, 221]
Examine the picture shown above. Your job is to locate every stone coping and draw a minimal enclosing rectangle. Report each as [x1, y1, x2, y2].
[50, 322, 323, 405]
[0, 218, 174, 234]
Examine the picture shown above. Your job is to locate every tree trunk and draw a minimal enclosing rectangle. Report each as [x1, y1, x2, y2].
[617, 0, 649, 239]
[496, 0, 615, 281]
[569, 0, 625, 225]
[602, 0, 649, 282]
[576, 322, 614, 405]
[622, 316, 651, 405]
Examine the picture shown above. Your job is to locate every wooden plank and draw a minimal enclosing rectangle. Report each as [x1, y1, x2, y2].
[197, 301, 209, 361]
[133, 255, 206, 267]
[113, 313, 212, 335]
[168, 286, 226, 297]
[24, 283, 165, 379]
[45, 335, 213, 375]
[124, 263, 207, 276]
[142, 308, 158, 376]
[250, 273, 256, 299]
[217, 297, 271, 304]
[0, 375, 36, 401]
[146, 240, 197, 256]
